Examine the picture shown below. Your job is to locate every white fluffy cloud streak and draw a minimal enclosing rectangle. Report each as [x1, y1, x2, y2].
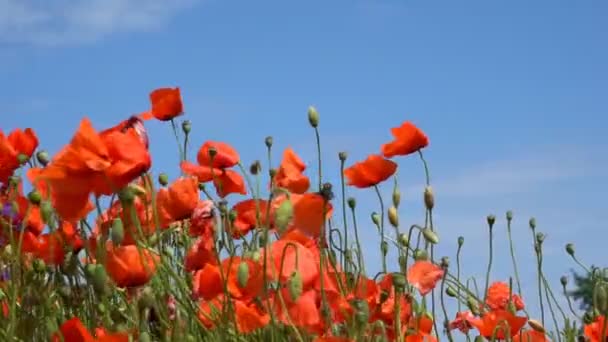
[0, 0, 199, 46]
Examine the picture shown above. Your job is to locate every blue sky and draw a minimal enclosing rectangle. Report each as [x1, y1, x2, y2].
[1, 0, 607, 330]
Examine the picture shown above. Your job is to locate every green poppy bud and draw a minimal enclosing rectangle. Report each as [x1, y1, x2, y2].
[422, 228, 439, 244]
[237, 262, 249, 288]
[424, 186, 434, 210]
[36, 150, 50, 166]
[27, 190, 41, 205]
[265, 136, 273, 148]
[181, 120, 192, 135]
[158, 173, 169, 186]
[111, 218, 124, 246]
[307, 106, 319, 128]
[275, 199, 293, 233]
[388, 206, 399, 228]
[288, 271, 303, 301]
[347, 197, 356, 209]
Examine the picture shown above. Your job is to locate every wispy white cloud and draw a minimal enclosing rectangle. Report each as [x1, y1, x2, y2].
[407, 145, 608, 199]
[0, 0, 199, 46]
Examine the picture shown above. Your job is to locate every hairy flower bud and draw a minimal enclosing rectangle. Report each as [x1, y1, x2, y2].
[275, 199, 293, 233]
[388, 206, 399, 228]
[414, 249, 428, 261]
[529, 217, 536, 229]
[446, 286, 458, 297]
[392, 273, 407, 290]
[307, 106, 319, 128]
[380, 241, 388, 256]
[398, 233, 409, 248]
[506, 210, 513, 221]
[565, 243, 575, 256]
[422, 228, 439, 244]
[27, 190, 41, 205]
[288, 271, 303, 301]
[371, 212, 380, 226]
[528, 319, 545, 333]
[392, 183, 401, 208]
[457, 236, 464, 247]
[424, 186, 434, 210]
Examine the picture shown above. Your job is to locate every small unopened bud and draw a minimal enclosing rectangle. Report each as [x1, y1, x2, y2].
[36, 150, 50, 166]
[388, 206, 399, 228]
[440, 256, 450, 268]
[158, 173, 169, 186]
[398, 255, 407, 270]
[422, 228, 439, 244]
[111, 218, 124, 245]
[275, 199, 293, 233]
[27, 190, 41, 205]
[249, 160, 261, 175]
[560, 275, 568, 287]
[269, 168, 277, 179]
[237, 262, 249, 288]
[414, 249, 428, 261]
[118, 187, 135, 204]
[264, 136, 273, 148]
[529, 217, 536, 229]
[583, 311, 595, 324]
[228, 209, 237, 223]
[446, 286, 458, 297]
[596, 285, 608, 313]
[535, 232, 545, 245]
[139, 332, 151, 342]
[392, 184, 401, 208]
[392, 273, 406, 289]
[288, 271, 303, 301]
[371, 212, 380, 226]
[467, 297, 480, 316]
[8, 176, 20, 187]
[92, 266, 108, 294]
[84, 264, 96, 279]
[565, 243, 575, 256]
[506, 210, 513, 221]
[181, 120, 191, 134]
[458, 236, 464, 247]
[338, 151, 347, 162]
[347, 197, 356, 209]
[33, 258, 46, 273]
[380, 241, 388, 256]
[17, 153, 28, 165]
[486, 215, 496, 228]
[307, 106, 319, 128]
[528, 319, 545, 333]
[398, 233, 409, 247]
[424, 186, 434, 210]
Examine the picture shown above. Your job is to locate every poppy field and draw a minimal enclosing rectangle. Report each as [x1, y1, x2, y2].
[0, 87, 605, 342]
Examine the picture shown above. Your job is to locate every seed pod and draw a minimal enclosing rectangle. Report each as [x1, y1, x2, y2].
[338, 151, 348, 162]
[111, 218, 124, 246]
[486, 215, 496, 228]
[307, 106, 319, 128]
[388, 206, 399, 228]
[457, 236, 464, 247]
[27, 190, 41, 205]
[158, 173, 169, 186]
[249, 160, 261, 175]
[565, 243, 575, 256]
[422, 228, 439, 244]
[237, 262, 249, 288]
[36, 150, 50, 166]
[440, 256, 449, 268]
[424, 186, 434, 210]
[506, 210, 513, 221]
[560, 275, 568, 287]
[347, 197, 356, 209]
[265, 136, 273, 148]
[181, 120, 192, 134]
[529, 217, 536, 229]
[288, 271, 303, 301]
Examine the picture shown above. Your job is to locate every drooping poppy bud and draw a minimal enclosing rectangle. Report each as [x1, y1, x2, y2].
[274, 198, 293, 233]
[347, 197, 356, 209]
[288, 271, 303, 301]
[371, 212, 380, 226]
[422, 228, 439, 244]
[565, 243, 575, 256]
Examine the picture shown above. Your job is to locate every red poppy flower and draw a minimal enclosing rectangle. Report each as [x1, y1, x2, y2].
[142, 87, 184, 121]
[381, 121, 429, 158]
[406, 260, 444, 296]
[105, 243, 159, 287]
[344, 154, 397, 188]
[156, 176, 200, 227]
[275, 148, 310, 194]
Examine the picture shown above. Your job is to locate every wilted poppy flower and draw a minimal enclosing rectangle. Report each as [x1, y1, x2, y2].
[381, 121, 429, 158]
[100, 115, 149, 149]
[448, 311, 476, 333]
[470, 310, 528, 340]
[344, 154, 397, 188]
[486, 281, 525, 311]
[406, 260, 444, 296]
[141, 87, 184, 121]
[189, 200, 216, 237]
[105, 243, 159, 287]
[156, 176, 199, 227]
[0, 128, 38, 183]
[35, 118, 151, 221]
[274, 148, 310, 194]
